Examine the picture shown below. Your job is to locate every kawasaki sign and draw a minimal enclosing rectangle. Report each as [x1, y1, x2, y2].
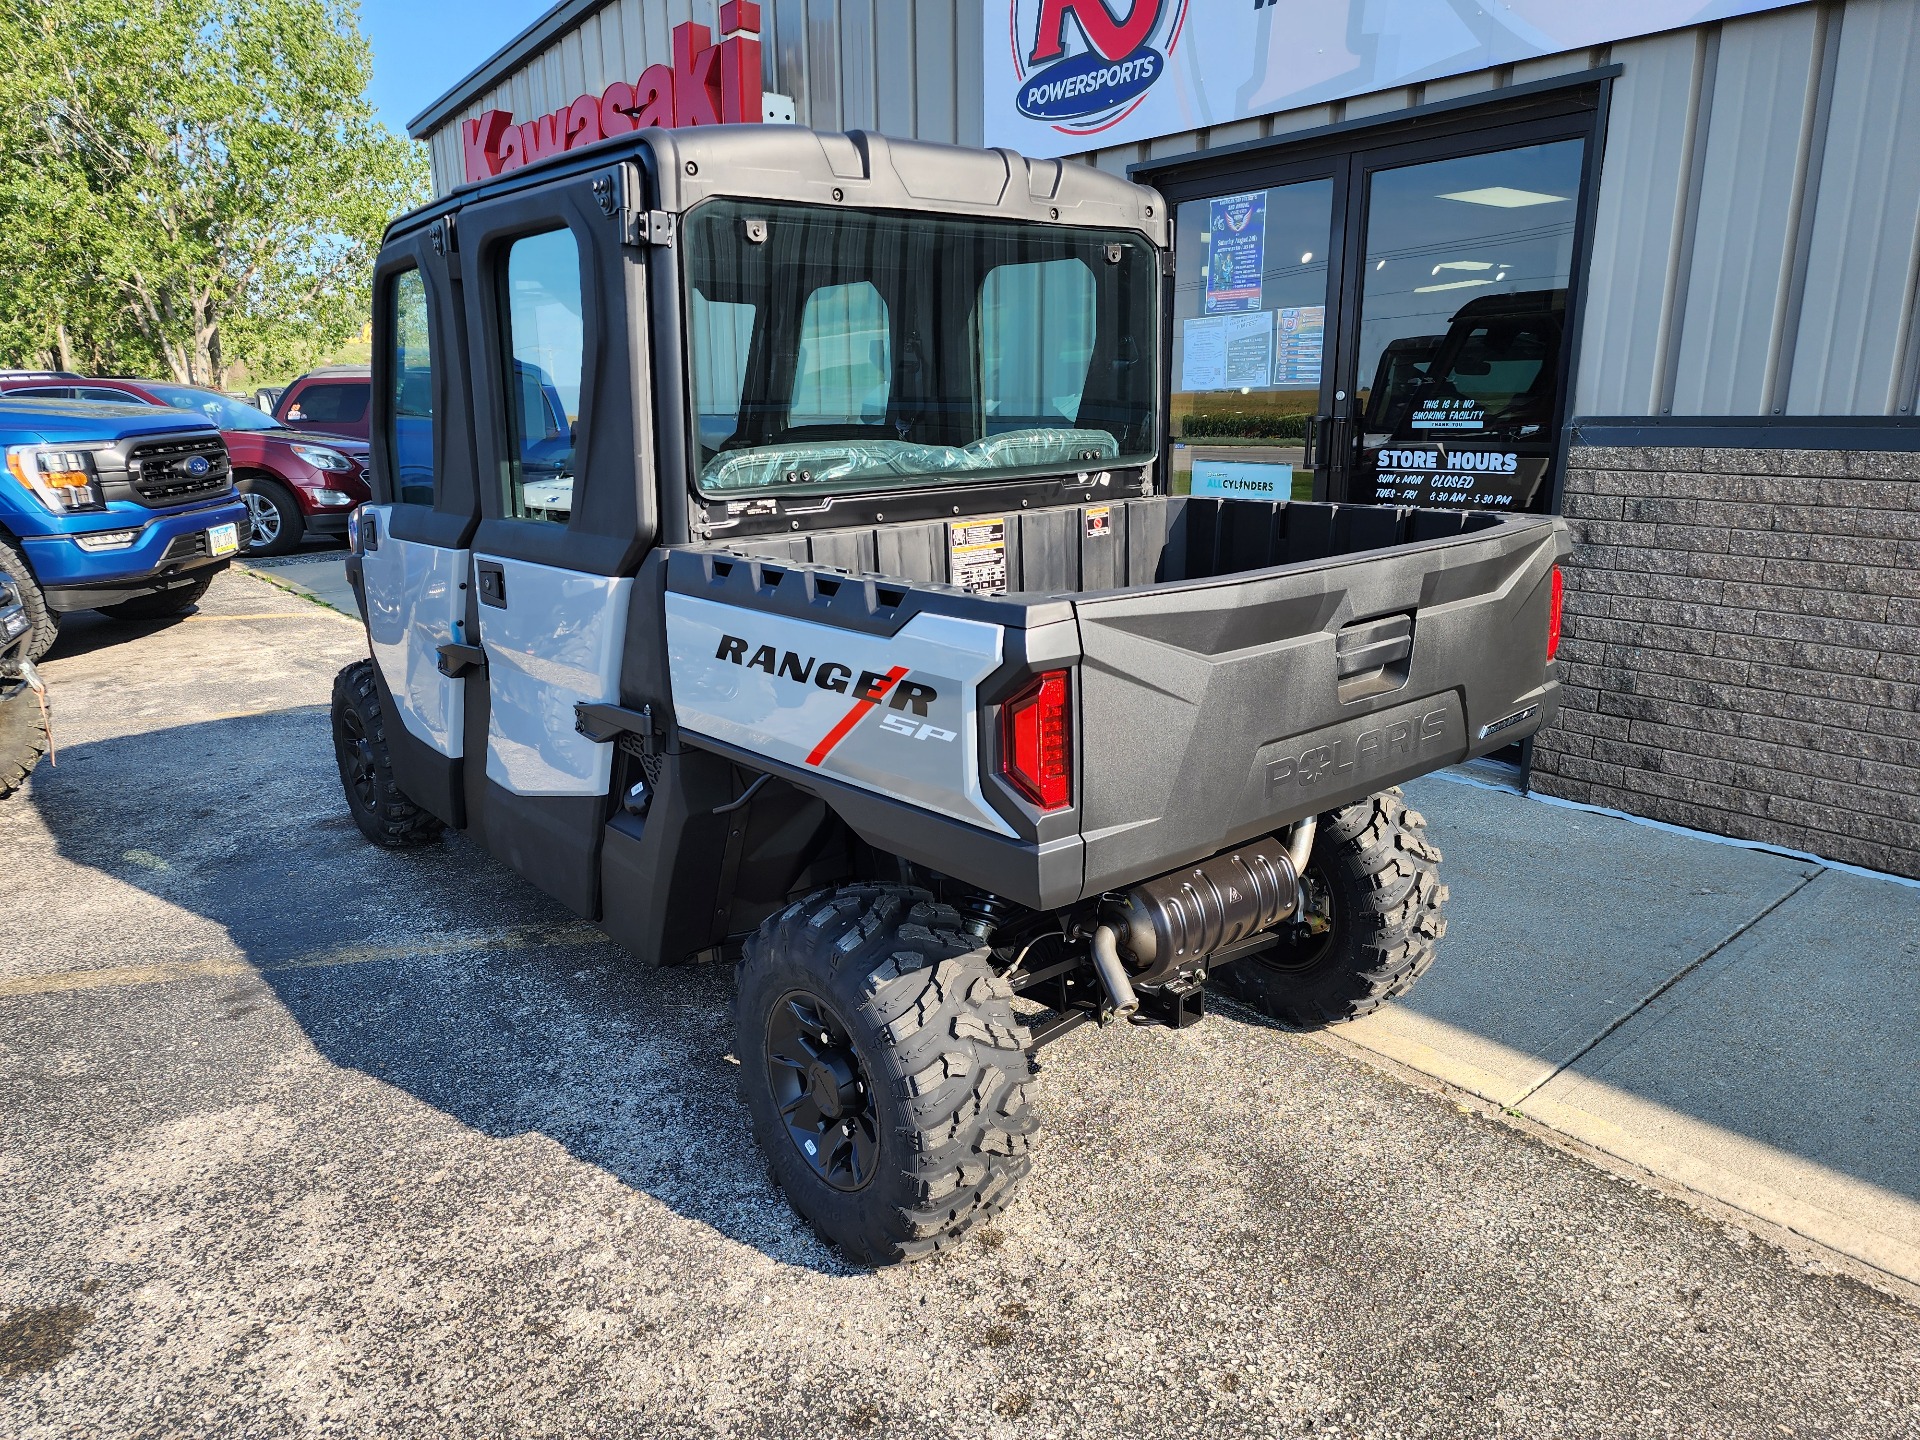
[986, 0, 1808, 158]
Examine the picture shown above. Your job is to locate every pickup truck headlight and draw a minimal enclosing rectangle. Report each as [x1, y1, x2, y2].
[290, 443, 354, 474]
[6, 445, 106, 513]
[74, 529, 141, 552]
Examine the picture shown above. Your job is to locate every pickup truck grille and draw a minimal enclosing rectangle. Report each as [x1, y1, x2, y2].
[161, 531, 211, 563]
[126, 437, 231, 506]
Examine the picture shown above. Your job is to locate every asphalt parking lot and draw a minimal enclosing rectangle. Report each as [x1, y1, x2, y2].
[4, 568, 1919, 1439]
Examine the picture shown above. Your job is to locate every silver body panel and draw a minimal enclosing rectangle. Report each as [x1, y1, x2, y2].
[665, 591, 1016, 837]
[361, 506, 467, 759]
[476, 554, 633, 797]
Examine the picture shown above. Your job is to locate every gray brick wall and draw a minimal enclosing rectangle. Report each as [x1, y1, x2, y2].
[1530, 444, 1920, 880]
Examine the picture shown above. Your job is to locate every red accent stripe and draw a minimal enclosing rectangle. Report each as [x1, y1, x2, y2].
[805, 666, 909, 767]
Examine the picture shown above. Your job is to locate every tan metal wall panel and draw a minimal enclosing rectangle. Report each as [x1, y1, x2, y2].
[1788, 0, 1920, 414]
[1574, 31, 1704, 415]
[873, 0, 917, 137]
[1669, 4, 1823, 415]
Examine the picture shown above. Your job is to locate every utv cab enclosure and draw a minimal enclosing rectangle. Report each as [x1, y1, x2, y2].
[337, 125, 1567, 1264]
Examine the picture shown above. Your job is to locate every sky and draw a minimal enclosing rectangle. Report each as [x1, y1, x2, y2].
[359, 0, 553, 138]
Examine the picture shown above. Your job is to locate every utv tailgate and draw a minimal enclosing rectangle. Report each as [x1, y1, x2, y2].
[661, 497, 1567, 909]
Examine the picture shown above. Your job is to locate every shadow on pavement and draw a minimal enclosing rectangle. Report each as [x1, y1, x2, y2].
[27, 708, 843, 1274]
[26, 709, 1920, 1272]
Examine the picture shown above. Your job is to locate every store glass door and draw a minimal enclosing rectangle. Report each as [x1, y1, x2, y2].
[1151, 90, 1599, 515]
[1344, 139, 1586, 512]
[1169, 172, 1337, 502]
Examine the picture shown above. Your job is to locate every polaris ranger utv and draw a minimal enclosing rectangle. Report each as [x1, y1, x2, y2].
[333, 125, 1567, 1264]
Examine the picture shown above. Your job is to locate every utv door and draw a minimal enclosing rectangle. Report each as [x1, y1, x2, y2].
[359, 219, 480, 827]
[457, 168, 655, 917]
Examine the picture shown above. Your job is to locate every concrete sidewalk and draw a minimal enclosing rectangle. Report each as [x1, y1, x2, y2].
[1343, 773, 1920, 1290]
[227, 559, 1920, 1292]
[236, 546, 356, 615]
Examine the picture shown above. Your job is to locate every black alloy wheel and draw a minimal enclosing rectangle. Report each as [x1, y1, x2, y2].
[1253, 866, 1340, 974]
[765, 989, 879, 1192]
[1213, 789, 1447, 1027]
[329, 659, 444, 849]
[337, 697, 379, 814]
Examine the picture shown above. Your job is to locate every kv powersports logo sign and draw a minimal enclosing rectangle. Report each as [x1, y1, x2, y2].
[1008, 0, 1190, 139]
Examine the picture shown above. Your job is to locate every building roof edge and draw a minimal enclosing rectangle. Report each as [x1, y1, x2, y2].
[405, 0, 617, 139]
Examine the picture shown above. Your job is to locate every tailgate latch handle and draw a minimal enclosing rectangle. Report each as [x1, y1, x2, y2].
[1335, 612, 1415, 703]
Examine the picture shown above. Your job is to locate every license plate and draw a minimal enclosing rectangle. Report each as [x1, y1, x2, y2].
[208, 521, 239, 557]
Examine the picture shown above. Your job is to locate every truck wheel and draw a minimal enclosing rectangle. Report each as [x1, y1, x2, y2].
[0, 540, 58, 661]
[1216, 789, 1448, 1027]
[734, 885, 1038, 1266]
[238, 476, 304, 556]
[0, 683, 49, 798]
[94, 573, 213, 621]
[330, 659, 443, 849]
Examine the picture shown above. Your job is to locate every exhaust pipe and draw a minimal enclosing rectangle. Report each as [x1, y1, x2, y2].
[1089, 925, 1140, 1019]
[1287, 816, 1318, 877]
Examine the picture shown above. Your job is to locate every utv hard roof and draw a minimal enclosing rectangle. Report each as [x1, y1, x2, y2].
[386, 126, 1168, 247]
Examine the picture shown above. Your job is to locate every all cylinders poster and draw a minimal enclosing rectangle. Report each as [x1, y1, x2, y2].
[986, 0, 1806, 158]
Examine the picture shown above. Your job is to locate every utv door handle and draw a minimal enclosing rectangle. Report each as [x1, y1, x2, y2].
[475, 560, 507, 608]
[437, 641, 487, 678]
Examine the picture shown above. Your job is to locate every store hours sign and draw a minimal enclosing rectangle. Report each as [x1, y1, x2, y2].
[985, 1, 1808, 158]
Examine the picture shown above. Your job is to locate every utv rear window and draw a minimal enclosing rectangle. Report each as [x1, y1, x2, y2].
[387, 268, 435, 505]
[683, 199, 1158, 498]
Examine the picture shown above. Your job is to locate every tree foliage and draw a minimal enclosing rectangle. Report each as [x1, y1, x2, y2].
[0, 0, 428, 386]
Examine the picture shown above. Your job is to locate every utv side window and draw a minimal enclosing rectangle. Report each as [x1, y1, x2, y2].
[388, 268, 435, 506]
[979, 258, 1096, 431]
[502, 228, 584, 525]
[790, 281, 890, 427]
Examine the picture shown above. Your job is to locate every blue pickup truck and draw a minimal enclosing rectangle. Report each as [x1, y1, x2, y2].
[0, 397, 248, 657]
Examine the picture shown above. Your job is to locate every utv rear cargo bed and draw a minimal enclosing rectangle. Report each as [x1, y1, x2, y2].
[659, 496, 1566, 910]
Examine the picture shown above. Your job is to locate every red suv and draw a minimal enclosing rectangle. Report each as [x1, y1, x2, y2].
[0, 379, 371, 555]
[274, 366, 372, 442]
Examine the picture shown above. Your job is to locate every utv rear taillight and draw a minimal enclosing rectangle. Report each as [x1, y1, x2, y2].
[1000, 670, 1072, 811]
[1547, 565, 1564, 662]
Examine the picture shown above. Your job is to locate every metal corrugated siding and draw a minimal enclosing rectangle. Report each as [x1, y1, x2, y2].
[423, 0, 985, 193]
[1572, 31, 1703, 415]
[1669, 4, 1824, 415]
[420, 0, 1920, 418]
[1788, 0, 1920, 414]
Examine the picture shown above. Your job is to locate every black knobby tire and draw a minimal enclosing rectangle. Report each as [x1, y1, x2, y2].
[1215, 788, 1448, 1027]
[0, 539, 58, 661]
[735, 885, 1039, 1265]
[94, 572, 213, 621]
[0, 683, 49, 798]
[330, 659, 443, 849]
[238, 476, 305, 556]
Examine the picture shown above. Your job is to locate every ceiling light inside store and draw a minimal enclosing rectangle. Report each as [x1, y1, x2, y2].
[1431, 261, 1494, 274]
[1415, 278, 1496, 293]
[1439, 186, 1568, 208]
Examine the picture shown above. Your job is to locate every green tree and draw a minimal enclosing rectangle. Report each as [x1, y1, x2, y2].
[0, 0, 427, 387]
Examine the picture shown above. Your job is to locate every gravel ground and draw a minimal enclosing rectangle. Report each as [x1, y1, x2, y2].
[2, 570, 1917, 1439]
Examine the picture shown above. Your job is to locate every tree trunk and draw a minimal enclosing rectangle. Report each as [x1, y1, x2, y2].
[54, 322, 74, 374]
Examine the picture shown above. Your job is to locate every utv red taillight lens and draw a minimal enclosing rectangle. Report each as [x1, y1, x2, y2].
[1000, 670, 1072, 811]
[1547, 565, 1564, 662]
